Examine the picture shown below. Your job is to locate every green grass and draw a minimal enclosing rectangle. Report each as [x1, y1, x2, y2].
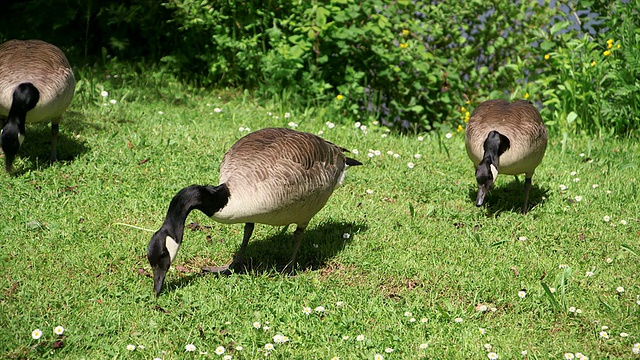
[1, 77, 639, 359]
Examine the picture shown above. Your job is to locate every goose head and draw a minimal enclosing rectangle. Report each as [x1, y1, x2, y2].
[1, 83, 39, 172]
[474, 130, 510, 206]
[147, 227, 181, 296]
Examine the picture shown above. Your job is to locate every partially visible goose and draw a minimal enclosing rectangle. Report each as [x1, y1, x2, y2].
[147, 128, 362, 295]
[465, 99, 548, 213]
[0, 39, 75, 172]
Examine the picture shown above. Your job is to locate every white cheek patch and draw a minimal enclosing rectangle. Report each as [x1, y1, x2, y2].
[490, 164, 499, 181]
[18, 133, 25, 146]
[165, 236, 180, 262]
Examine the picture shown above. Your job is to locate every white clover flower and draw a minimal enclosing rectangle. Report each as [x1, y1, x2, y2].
[586, 271, 595, 277]
[568, 307, 576, 312]
[109, 99, 117, 105]
[239, 126, 245, 132]
[564, 353, 575, 360]
[479, 328, 486, 334]
[264, 343, 274, 351]
[420, 317, 428, 323]
[592, 184, 599, 188]
[404, 311, 412, 317]
[633, 343, 640, 355]
[284, 112, 291, 118]
[374, 354, 384, 360]
[336, 301, 344, 306]
[599, 331, 609, 339]
[454, 317, 463, 323]
[606, 258, 613, 264]
[488, 352, 498, 359]
[414, 153, 422, 159]
[287, 121, 298, 128]
[101, 90, 109, 97]
[267, 112, 273, 116]
[387, 150, 394, 155]
[417, 136, 424, 141]
[236, 346, 244, 351]
[354, 122, 361, 128]
[579, 153, 585, 157]
[620, 332, 629, 337]
[158, 111, 164, 115]
[576, 308, 583, 314]
[54, 326, 64, 335]
[318, 130, 324, 135]
[368, 152, 375, 158]
[215, 346, 225, 355]
[342, 233, 350, 239]
[366, 189, 374, 195]
[223, 355, 232, 360]
[617, 286, 625, 293]
[570, 171, 577, 176]
[253, 321, 261, 329]
[559, 184, 567, 191]
[602, 326, 609, 330]
[352, 149, 359, 155]
[356, 334, 365, 341]
[419, 343, 429, 349]
[381, 134, 387, 138]
[360, 125, 367, 132]
[407, 162, 415, 169]
[385, 347, 394, 353]
[518, 290, 527, 299]
[620, 220, 627, 225]
[476, 304, 488, 312]
[445, 132, 452, 139]
[573, 178, 580, 182]
[185, 344, 196, 352]
[550, 287, 556, 293]
[518, 236, 527, 242]
[263, 325, 270, 331]
[315, 306, 325, 313]
[521, 350, 528, 355]
[326, 122, 335, 129]
[331, 357, 340, 360]
[303, 307, 312, 315]
[409, 317, 416, 322]
[31, 329, 43, 340]
[575, 352, 586, 360]
[138, 345, 145, 350]
[604, 215, 610, 222]
[342, 335, 349, 340]
[574, 195, 582, 202]
[214, 108, 222, 113]
[484, 343, 492, 351]
[127, 344, 136, 351]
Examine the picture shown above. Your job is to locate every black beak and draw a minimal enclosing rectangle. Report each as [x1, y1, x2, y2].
[476, 184, 488, 206]
[153, 267, 167, 296]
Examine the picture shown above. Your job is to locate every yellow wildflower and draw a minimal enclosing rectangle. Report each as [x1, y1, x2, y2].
[524, 93, 530, 99]
[603, 50, 611, 56]
[457, 125, 464, 132]
[544, 54, 550, 60]
[591, 60, 596, 66]
[336, 94, 344, 101]
[464, 111, 470, 123]
[402, 29, 410, 36]
[461, 106, 466, 113]
[617, 44, 621, 49]
[607, 43, 613, 49]
[607, 38, 614, 44]
[465, 100, 471, 105]
[400, 43, 408, 49]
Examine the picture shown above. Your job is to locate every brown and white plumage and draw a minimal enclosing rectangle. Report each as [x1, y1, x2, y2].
[147, 128, 361, 295]
[0, 39, 75, 171]
[465, 99, 548, 213]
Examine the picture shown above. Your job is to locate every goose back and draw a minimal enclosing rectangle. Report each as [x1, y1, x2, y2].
[213, 128, 353, 226]
[465, 99, 547, 176]
[0, 40, 75, 123]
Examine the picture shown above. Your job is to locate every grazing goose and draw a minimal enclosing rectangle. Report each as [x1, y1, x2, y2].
[147, 128, 362, 295]
[0, 39, 75, 172]
[465, 99, 548, 213]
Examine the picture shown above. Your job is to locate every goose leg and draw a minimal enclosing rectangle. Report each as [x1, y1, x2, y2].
[285, 224, 306, 274]
[202, 222, 254, 275]
[522, 177, 532, 214]
[50, 121, 59, 162]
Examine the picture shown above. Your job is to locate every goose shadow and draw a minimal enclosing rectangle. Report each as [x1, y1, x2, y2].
[1, 110, 89, 175]
[467, 177, 549, 214]
[162, 220, 367, 292]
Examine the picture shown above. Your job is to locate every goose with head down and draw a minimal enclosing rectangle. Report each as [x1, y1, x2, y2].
[147, 127, 362, 295]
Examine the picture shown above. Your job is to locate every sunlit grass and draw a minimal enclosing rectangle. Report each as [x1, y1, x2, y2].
[1, 75, 639, 359]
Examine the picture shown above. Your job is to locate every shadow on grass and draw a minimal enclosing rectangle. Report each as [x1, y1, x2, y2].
[162, 220, 367, 292]
[467, 176, 549, 214]
[2, 110, 90, 175]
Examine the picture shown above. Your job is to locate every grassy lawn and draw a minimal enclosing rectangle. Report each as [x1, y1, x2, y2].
[1, 80, 639, 359]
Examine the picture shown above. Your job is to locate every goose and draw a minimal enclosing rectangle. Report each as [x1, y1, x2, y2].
[147, 127, 362, 295]
[0, 39, 75, 172]
[465, 99, 548, 213]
